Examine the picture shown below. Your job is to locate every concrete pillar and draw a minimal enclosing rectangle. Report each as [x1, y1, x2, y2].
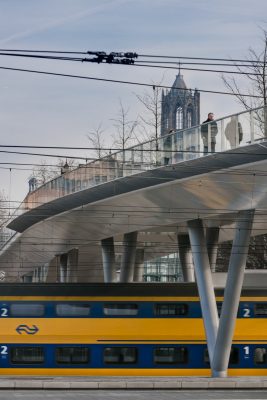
[59, 253, 68, 283]
[120, 232, 138, 282]
[187, 219, 219, 362]
[46, 257, 58, 283]
[206, 227, 220, 272]
[101, 237, 117, 282]
[212, 210, 254, 377]
[177, 234, 195, 282]
[32, 268, 38, 283]
[67, 248, 79, 283]
[133, 248, 145, 282]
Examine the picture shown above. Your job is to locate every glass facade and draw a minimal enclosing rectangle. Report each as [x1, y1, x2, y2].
[144, 253, 182, 282]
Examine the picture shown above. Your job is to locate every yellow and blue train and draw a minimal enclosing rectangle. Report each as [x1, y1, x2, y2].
[0, 283, 266, 376]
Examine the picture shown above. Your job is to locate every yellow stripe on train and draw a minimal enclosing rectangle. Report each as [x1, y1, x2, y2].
[0, 368, 265, 376]
[1, 318, 267, 344]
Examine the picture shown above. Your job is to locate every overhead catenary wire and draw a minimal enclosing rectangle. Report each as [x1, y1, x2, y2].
[2, 147, 267, 159]
[0, 48, 264, 64]
[0, 65, 263, 98]
[0, 51, 263, 76]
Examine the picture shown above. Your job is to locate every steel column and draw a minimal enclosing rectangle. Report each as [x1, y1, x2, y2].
[120, 232, 138, 282]
[187, 219, 219, 361]
[212, 210, 254, 377]
[101, 237, 117, 283]
[177, 234, 195, 282]
[206, 227, 220, 273]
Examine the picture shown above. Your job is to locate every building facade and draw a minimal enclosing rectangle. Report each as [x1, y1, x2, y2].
[161, 73, 200, 136]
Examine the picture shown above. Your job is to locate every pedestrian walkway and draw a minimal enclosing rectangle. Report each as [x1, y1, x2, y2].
[0, 376, 267, 390]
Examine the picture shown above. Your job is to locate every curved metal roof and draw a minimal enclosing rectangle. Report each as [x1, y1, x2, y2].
[1, 141, 267, 281]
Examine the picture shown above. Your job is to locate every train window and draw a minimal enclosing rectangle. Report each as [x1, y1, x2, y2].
[56, 347, 89, 364]
[255, 304, 267, 316]
[55, 303, 90, 316]
[154, 303, 188, 316]
[104, 347, 137, 364]
[10, 303, 44, 317]
[103, 304, 138, 316]
[204, 348, 239, 365]
[11, 347, 44, 364]
[154, 347, 188, 364]
[254, 348, 267, 364]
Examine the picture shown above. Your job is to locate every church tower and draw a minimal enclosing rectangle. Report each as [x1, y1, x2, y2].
[161, 73, 200, 136]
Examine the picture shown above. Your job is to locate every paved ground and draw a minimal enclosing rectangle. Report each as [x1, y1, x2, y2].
[0, 390, 267, 400]
[0, 376, 267, 390]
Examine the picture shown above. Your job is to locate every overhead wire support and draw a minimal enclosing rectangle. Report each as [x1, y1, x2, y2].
[0, 48, 264, 64]
[0, 51, 262, 75]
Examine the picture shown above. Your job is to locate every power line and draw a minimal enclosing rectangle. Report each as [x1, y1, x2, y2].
[134, 63, 261, 76]
[0, 51, 262, 76]
[138, 53, 265, 64]
[0, 149, 95, 160]
[2, 147, 267, 159]
[0, 48, 264, 64]
[0, 65, 262, 98]
[137, 60, 262, 68]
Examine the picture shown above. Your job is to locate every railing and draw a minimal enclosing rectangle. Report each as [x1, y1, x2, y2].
[3, 105, 267, 231]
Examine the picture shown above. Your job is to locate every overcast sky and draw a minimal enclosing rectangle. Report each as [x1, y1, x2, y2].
[0, 0, 266, 203]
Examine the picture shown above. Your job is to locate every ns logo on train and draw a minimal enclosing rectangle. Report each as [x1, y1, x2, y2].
[16, 325, 39, 335]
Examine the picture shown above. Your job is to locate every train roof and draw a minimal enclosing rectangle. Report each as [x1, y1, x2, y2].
[0, 283, 266, 297]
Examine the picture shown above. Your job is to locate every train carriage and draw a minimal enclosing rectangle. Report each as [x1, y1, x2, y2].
[0, 283, 266, 376]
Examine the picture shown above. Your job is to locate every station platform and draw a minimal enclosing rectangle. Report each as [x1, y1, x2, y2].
[0, 376, 267, 390]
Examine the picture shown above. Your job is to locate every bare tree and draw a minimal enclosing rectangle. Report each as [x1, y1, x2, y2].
[220, 28, 267, 269]
[135, 79, 164, 148]
[87, 123, 109, 159]
[111, 100, 138, 160]
[222, 28, 267, 135]
[222, 29, 267, 109]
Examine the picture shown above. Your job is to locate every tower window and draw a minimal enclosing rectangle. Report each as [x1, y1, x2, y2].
[176, 107, 183, 130]
[187, 110, 192, 128]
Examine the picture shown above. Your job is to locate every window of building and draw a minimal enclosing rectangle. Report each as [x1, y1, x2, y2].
[187, 110, 192, 128]
[154, 347, 188, 364]
[10, 303, 45, 317]
[255, 303, 267, 316]
[104, 347, 137, 364]
[254, 348, 267, 364]
[103, 304, 138, 316]
[11, 347, 44, 364]
[55, 303, 90, 316]
[176, 107, 183, 130]
[56, 347, 89, 364]
[154, 303, 188, 316]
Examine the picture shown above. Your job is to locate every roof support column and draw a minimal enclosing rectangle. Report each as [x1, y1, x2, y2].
[187, 219, 218, 361]
[206, 227, 220, 273]
[101, 237, 117, 283]
[177, 234, 195, 282]
[59, 253, 68, 283]
[120, 232, 138, 282]
[212, 209, 254, 377]
[66, 248, 79, 283]
[133, 248, 145, 282]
